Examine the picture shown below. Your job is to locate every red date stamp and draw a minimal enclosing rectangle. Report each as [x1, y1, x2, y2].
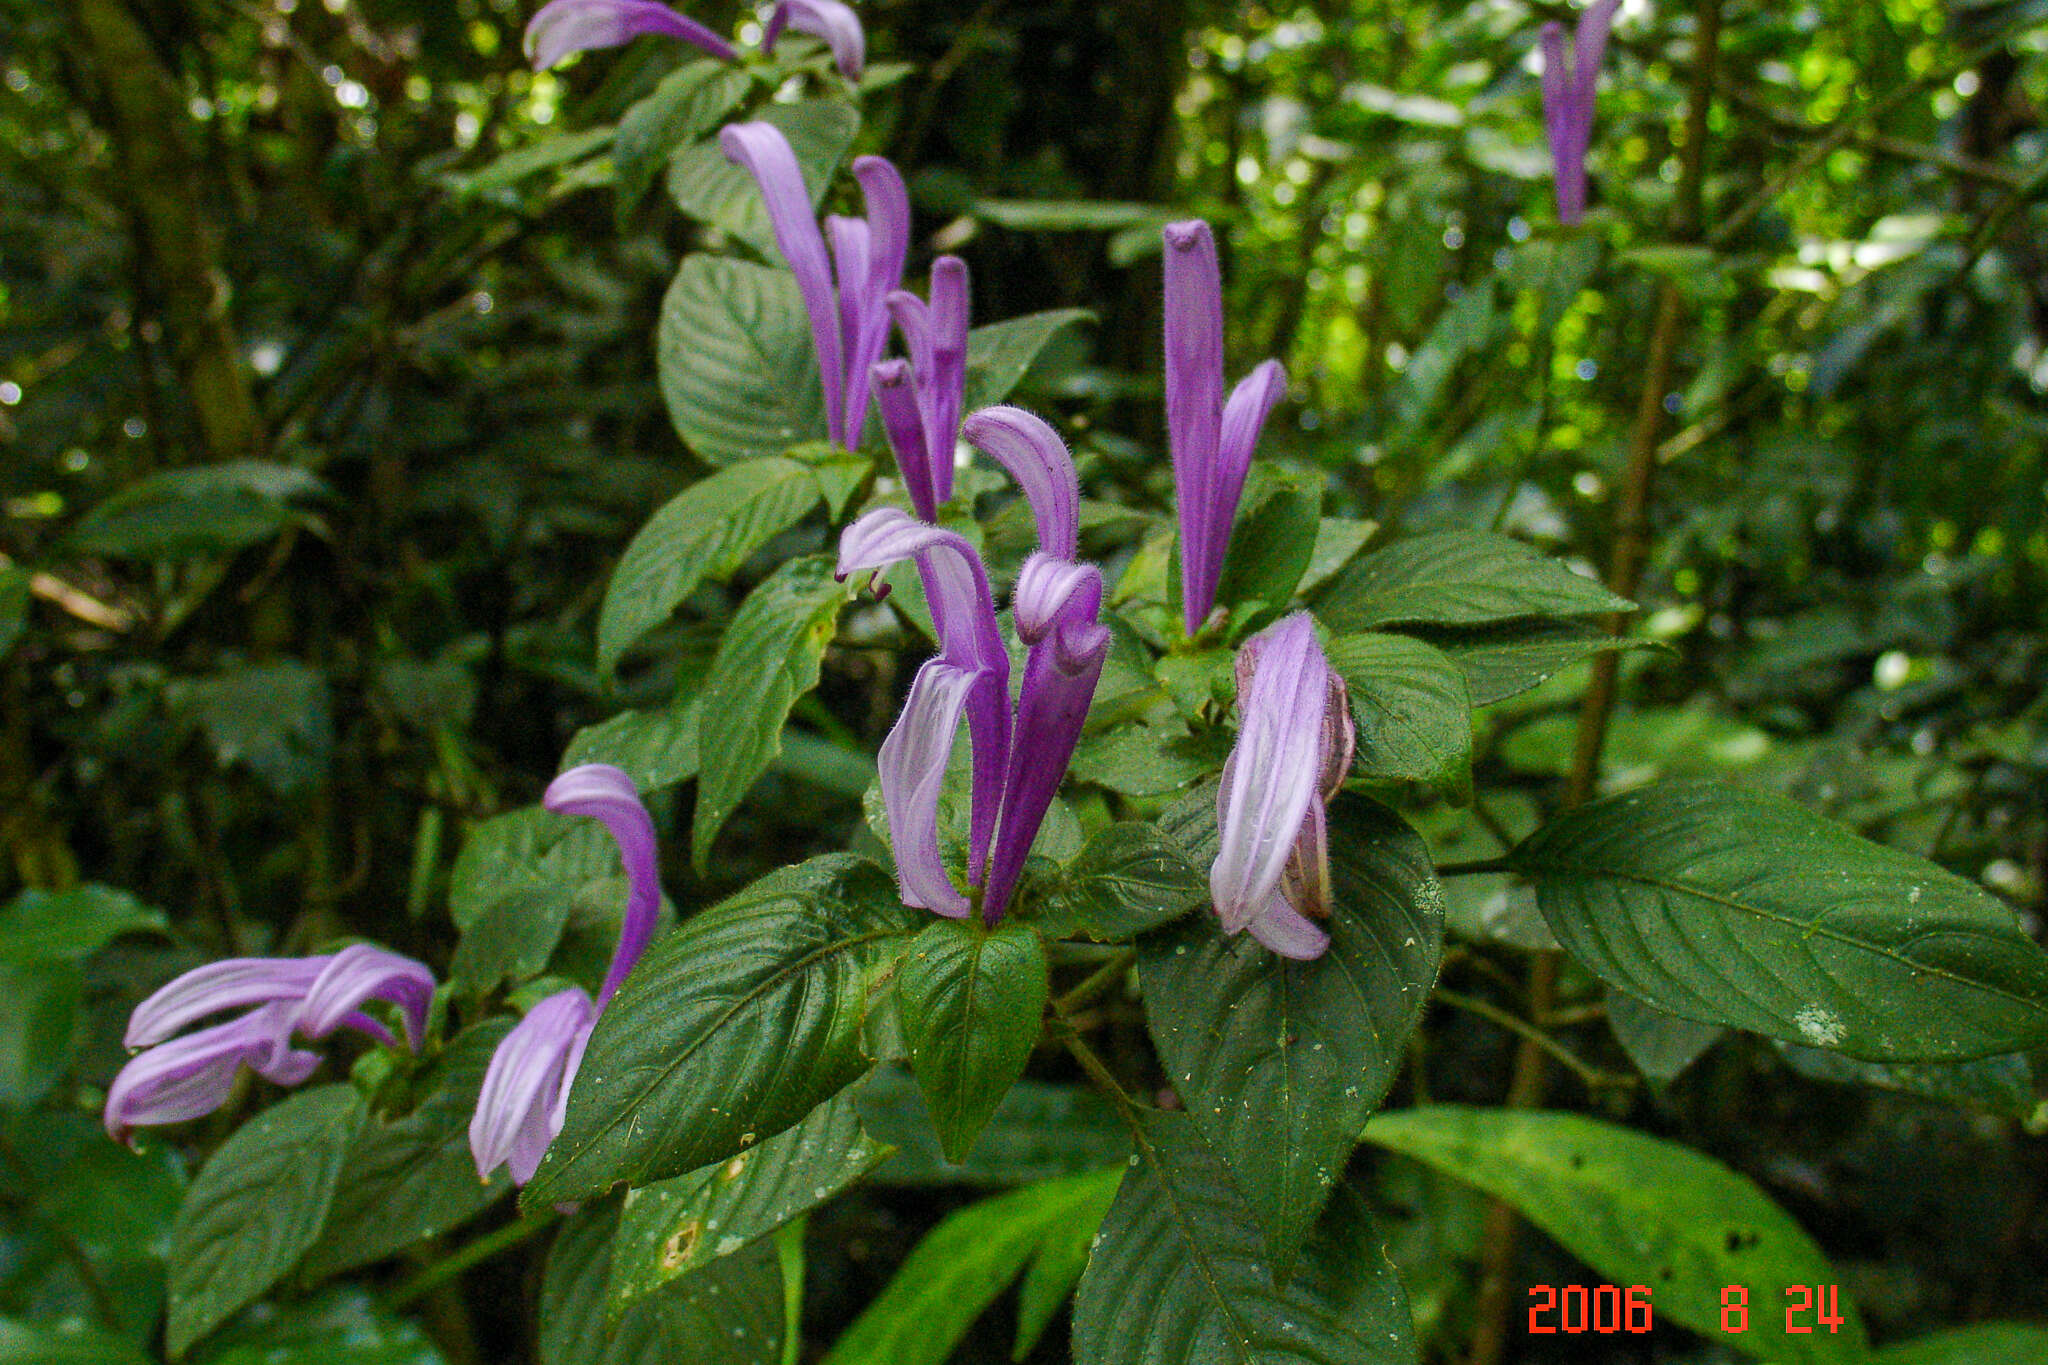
[1528, 1284, 1847, 1336]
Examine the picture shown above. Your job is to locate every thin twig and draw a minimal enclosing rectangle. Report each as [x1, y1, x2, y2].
[1433, 988, 1628, 1094]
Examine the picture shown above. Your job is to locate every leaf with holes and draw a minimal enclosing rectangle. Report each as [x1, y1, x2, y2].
[1364, 1106, 1866, 1364]
[1072, 1112, 1416, 1365]
[896, 920, 1049, 1162]
[1139, 796, 1444, 1264]
[1324, 632, 1473, 798]
[525, 856, 919, 1206]
[659, 256, 829, 465]
[540, 1206, 783, 1365]
[1314, 530, 1631, 633]
[1513, 781, 2048, 1061]
[596, 458, 822, 676]
[166, 1085, 363, 1353]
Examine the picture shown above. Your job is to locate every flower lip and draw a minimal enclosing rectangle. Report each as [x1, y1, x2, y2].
[523, 0, 739, 71]
[468, 987, 598, 1185]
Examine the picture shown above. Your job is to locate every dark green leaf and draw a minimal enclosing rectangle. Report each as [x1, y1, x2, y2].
[614, 63, 750, 210]
[596, 458, 822, 677]
[1139, 797, 1444, 1262]
[540, 1206, 782, 1365]
[1313, 530, 1632, 633]
[960, 310, 1094, 412]
[528, 856, 919, 1205]
[0, 1320, 148, 1365]
[167, 661, 333, 797]
[1072, 1112, 1416, 1365]
[1364, 1106, 1867, 1364]
[1066, 722, 1228, 800]
[819, 1169, 1122, 1365]
[1214, 464, 1321, 633]
[607, 1092, 890, 1313]
[666, 99, 858, 259]
[0, 567, 29, 657]
[167, 1085, 364, 1353]
[1870, 1324, 2048, 1365]
[1325, 632, 1473, 797]
[1774, 1041, 2038, 1120]
[1298, 518, 1376, 596]
[1514, 781, 2048, 1061]
[1027, 822, 1207, 942]
[63, 462, 326, 560]
[1418, 619, 1641, 707]
[192, 1288, 448, 1365]
[1605, 989, 1725, 1083]
[446, 127, 613, 195]
[302, 1022, 512, 1279]
[897, 920, 1049, 1161]
[859, 1068, 1130, 1187]
[447, 804, 618, 932]
[691, 555, 848, 870]
[0, 959, 81, 1106]
[448, 887, 574, 997]
[561, 699, 704, 796]
[658, 256, 828, 465]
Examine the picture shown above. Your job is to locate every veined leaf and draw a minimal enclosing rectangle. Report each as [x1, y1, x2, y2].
[819, 1169, 1122, 1365]
[1027, 821, 1207, 942]
[666, 98, 858, 259]
[1364, 1106, 1867, 1364]
[659, 256, 828, 465]
[561, 697, 704, 796]
[859, 1068, 1130, 1187]
[1773, 1041, 2038, 1120]
[691, 555, 849, 870]
[1419, 618, 1642, 707]
[614, 62, 750, 210]
[607, 1092, 891, 1313]
[446, 804, 618, 932]
[1072, 1112, 1416, 1365]
[1325, 632, 1474, 797]
[527, 856, 920, 1205]
[1314, 530, 1631, 633]
[960, 310, 1094, 412]
[596, 458, 823, 676]
[1214, 464, 1321, 635]
[166, 1085, 363, 1353]
[1139, 796, 1444, 1263]
[1066, 722, 1229, 800]
[1514, 781, 2048, 1061]
[541, 1206, 782, 1365]
[897, 920, 1049, 1161]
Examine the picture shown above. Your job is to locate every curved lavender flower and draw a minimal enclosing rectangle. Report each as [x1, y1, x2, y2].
[523, 0, 739, 70]
[469, 764, 665, 1184]
[760, 0, 866, 81]
[1211, 613, 1355, 961]
[106, 946, 435, 1142]
[876, 256, 971, 519]
[723, 124, 909, 452]
[1162, 220, 1288, 638]
[1539, 0, 1622, 225]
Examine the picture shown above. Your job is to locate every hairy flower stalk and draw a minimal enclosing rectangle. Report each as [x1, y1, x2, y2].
[1161, 219, 1288, 639]
[1539, 0, 1621, 225]
[523, 0, 865, 81]
[1211, 612, 1355, 960]
[722, 123, 908, 453]
[873, 256, 970, 520]
[839, 408, 1107, 923]
[105, 945, 435, 1143]
[469, 764, 663, 1185]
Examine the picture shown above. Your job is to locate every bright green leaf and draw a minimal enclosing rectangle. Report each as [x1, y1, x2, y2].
[658, 256, 829, 465]
[666, 99, 858, 259]
[0, 884, 164, 962]
[614, 62, 750, 210]
[561, 697, 703, 797]
[1215, 464, 1321, 634]
[1314, 530, 1632, 633]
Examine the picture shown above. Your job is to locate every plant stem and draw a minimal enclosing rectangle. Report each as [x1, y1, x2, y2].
[1052, 948, 1137, 1016]
[387, 1211, 560, 1310]
[1433, 989, 1628, 1094]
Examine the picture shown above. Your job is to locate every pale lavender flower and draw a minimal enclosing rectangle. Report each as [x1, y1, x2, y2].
[469, 764, 665, 1184]
[761, 0, 866, 81]
[1211, 613, 1355, 961]
[874, 256, 970, 519]
[106, 945, 435, 1142]
[1162, 219, 1288, 638]
[722, 124, 908, 452]
[1539, 0, 1622, 225]
[523, 0, 738, 70]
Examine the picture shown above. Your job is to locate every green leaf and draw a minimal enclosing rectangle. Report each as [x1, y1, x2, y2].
[447, 804, 618, 932]
[614, 63, 751, 210]
[1418, 619, 1641, 707]
[1364, 1106, 1868, 1364]
[1065, 721, 1226, 800]
[596, 458, 823, 677]
[1214, 464, 1321, 633]
[960, 309, 1094, 413]
[819, 1169, 1122, 1365]
[446, 126, 613, 195]
[448, 887, 575, 997]
[1299, 517, 1377, 596]
[64, 462, 327, 560]
[528, 856, 920, 1205]
[301, 1022, 512, 1279]
[1313, 530, 1632, 633]
[692, 555, 848, 869]
[1870, 1324, 2048, 1365]
[859, 1068, 1130, 1187]
[667, 99, 858, 259]
[192, 1288, 448, 1365]
[1513, 781, 2048, 1061]
[1027, 821, 1207, 942]
[561, 698, 704, 795]
[0, 566, 29, 657]
[0, 959, 81, 1106]
[0, 1320, 148, 1365]
[1605, 989, 1725, 1084]
[1324, 632, 1474, 797]
[658, 255, 828, 465]
[1774, 1041, 2038, 1120]
[973, 199, 1164, 231]
[541, 1206, 783, 1365]
[167, 661, 334, 797]
[609, 1092, 890, 1313]
[167, 1085, 364, 1354]
[1072, 1112, 1416, 1365]
[1139, 796, 1444, 1262]
[896, 920, 1049, 1162]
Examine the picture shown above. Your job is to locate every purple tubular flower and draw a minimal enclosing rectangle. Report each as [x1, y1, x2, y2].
[1539, 0, 1622, 225]
[723, 125, 908, 452]
[762, 0, 867, 82]
[467, 988, 597, 1185]
[543, 764, 664, 1008]
[1211, 613, 1355, 961]
[878, 255, 971, 518]
[523, 0, 739, 70]
[1162, 220, 1289, 638]
[106, 947, 436, 1142]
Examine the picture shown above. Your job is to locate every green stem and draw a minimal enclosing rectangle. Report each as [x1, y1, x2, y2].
[1433, 988, 1627, 1094]
[1052, 948, 1137, 1016]
[388, 1211, 560, 1310]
